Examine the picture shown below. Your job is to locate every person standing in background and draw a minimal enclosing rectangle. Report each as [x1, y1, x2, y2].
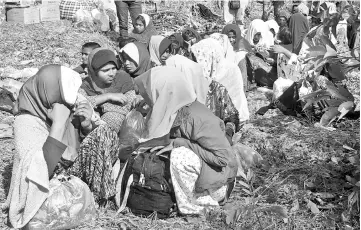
[222, 0, 249, 24]
[115, 0, 142, 40]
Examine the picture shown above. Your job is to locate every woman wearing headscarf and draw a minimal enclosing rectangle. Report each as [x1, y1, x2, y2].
[72, 48, 137, 204]
[277, 10, 290, 30]
[191, 38, 249, 124]
[129, 13, 158, 46]
[5, 65, 94, 228]
[209, 33, 237, 63]
[221, 25, 253, 91]
[246, 19, 275, 49]
[182, 27, 202, 59]
[165, 55, 208, 105]
[168, 33, 186, 56]
[245, 19, 278, 87]
[148, 35, 172, 67]
[79, 48, 136, 133]
[134, 66, 237, 215]
[266, 19, 280, 42]
[119, 41, 151, 78]
[165, 54, 239, 144]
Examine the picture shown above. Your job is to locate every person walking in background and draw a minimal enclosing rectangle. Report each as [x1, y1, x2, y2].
[115, 0, 142, 40]
[222, 0, 249, 24]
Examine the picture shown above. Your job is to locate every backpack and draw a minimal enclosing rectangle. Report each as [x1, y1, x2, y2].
[229, 0, 240, 10]
[118, 151, 175, 219]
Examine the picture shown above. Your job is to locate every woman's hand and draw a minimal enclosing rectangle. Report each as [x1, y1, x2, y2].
[131, 96, 144, 109]
[151, 140, 174, 156]
[48, 103, 71, 141]
[107, 93, 127, 104]
[48, 103, 71, 125]
[74, 102, 93, 132]
[270, 45, 286, 54]
[265, 58, 275, 65]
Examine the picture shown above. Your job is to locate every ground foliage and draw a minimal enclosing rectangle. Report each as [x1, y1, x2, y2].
[0, 1, 360, 230]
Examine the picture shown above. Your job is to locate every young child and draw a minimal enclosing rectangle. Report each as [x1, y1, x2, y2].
[73, 42, 101, 78]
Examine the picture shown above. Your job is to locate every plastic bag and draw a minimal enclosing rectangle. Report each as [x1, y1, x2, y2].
[75, 9, 93, 23]
[272, 78, 294, 102]
[118, 110, 145, 161]
[91, 8, 110, 32]
[26, 175, 96, 230]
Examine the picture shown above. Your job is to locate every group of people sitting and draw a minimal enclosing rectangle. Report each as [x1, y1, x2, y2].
[4, 2, 359, 228]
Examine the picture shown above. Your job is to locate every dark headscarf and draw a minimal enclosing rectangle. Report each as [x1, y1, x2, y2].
[222, 24, 252, 52]
[82, 48, 133, 96]
[159, 38, 172, 56]
[169, 33, 184, 47]
[289, 12, 310, 55]
[14, 64, 82, 159]
[182, 27, 202, 42]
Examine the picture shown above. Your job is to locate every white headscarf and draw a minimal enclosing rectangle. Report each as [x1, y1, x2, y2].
[149, 35, 166, 66]
[265, 19, 280, 37]
[246, 19, 274, 48]
[191, 38, 250, 122]
[209, 33, 237, 64]
[119, 43, 139, 65]
[134, 66, 196, 141]
[139, 13, 150, 27]
[166, 54, 209, 105]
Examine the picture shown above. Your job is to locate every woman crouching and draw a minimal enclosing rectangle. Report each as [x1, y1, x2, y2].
[133, 66, 237, 214]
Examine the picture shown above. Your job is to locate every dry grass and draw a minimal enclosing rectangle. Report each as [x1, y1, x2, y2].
[0, 21, 118, 70]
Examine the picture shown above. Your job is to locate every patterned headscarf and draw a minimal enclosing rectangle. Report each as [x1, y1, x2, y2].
[210, 33, 237, 64]
[191, 38, 249, 121]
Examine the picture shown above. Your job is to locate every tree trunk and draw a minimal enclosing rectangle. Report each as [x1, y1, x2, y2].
[273, 0, 285, 19]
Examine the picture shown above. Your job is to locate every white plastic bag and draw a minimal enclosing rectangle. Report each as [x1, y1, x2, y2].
[75, 9, 93, 23]
[26, 175, 96, 230]
[91, 8, 110, 32]
[272, 78, 294, 102]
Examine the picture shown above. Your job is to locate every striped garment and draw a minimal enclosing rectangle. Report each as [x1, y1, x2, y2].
[60, 0, 94, 20]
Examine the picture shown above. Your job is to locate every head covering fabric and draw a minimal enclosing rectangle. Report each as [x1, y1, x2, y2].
[90, 48, 119, 73]
[83, 48, 134, 96]
[134, 66, 196, 141]
[159, 37, 172, 56]
[14, 64, 82, 158]
[166, 54, 209, 105]
[289, 13, 310, 55]
[139, 13, 150, 27]
[265, 19, 280, 36]
[245, 19, 274, 48]
[88, 48, 117, 78]
[169, 33, 184, 47]
[279, 10, 291, 20]
[130, 13, 158, 46]
[120, 43, 139, 65]
[182, 27, 202, 42]
[222, 24, 252, 52]
[191, 38, 249, 121]
[209, 33, 237, 64]
[149, 35, 167, 66]
[120, 41, 151, 77]
[298, 2, 310, 16]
